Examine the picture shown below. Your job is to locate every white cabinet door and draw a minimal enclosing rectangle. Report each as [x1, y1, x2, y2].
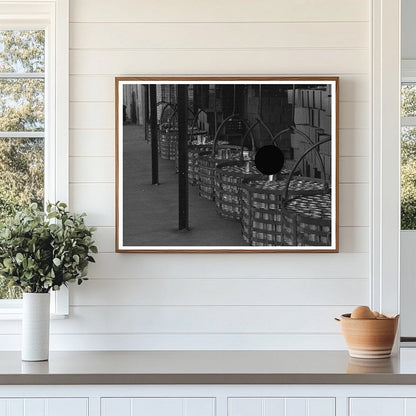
[101, 398, 215, 416]
[350, 398, 416, 416]
[228, 398, 335, 416]
[0, 398, 88, 416]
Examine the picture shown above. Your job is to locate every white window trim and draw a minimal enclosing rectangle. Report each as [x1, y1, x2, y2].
[371, 0, 401, 324]
[0, 0, 69, 317]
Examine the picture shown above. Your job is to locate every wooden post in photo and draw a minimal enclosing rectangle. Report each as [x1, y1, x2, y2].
[149, 84, 159, 185]
[177, 84, 189, 231]
[144, 85, 149, 142]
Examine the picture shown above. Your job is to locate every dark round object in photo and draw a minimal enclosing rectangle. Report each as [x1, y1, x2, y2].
[254, 145, 285, 175]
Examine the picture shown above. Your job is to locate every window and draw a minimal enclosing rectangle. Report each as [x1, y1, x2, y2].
[401, 80, 416, 230]
[0, 0, 69, 314]
[0, 29, 45, 300]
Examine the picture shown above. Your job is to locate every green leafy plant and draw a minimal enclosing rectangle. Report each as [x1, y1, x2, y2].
[0, 202, 97, 293]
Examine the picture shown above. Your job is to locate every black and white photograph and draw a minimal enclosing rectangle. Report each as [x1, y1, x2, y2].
[116, 78, 338, 252]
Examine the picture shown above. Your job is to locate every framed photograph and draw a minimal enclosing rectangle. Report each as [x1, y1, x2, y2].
[116, 77, 339, 253]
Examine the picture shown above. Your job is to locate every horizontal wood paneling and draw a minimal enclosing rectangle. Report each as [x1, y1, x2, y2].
[91, 226, 369, 254]
[70, 22, 368, 50]
[70, 49, 368, 76]
[70, 102, 114, 129]
[339, 157, 369, 183]
[69, 0, 369, 23]
[70, 76, 115, 102]
[70, 74, 369, 103]
[0, 305, 354, 334]
[69, 129, 115, 157]
[339, 227, 369, 253]
[69, 157, 114, 183]
[69, 183, 114, 226]
[86, 253, 369, 279]
[92, 227, 115, 253]
[0, 333, 347, 350]
[339, 184, 369, 227]
[338, 129, 369, 157]
[339, 102, 369, 129]
[70, 278, 368, 306]
[58, 306, 355, 334]
[59, 0, 372, 351]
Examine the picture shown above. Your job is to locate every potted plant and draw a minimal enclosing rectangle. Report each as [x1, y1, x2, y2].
[0, 202, 97, 361]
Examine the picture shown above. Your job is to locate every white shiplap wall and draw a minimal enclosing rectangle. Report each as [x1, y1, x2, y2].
[59, 0, 371, 350]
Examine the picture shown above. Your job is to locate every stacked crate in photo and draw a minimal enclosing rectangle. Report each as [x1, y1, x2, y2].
[290, 85, 332, 182]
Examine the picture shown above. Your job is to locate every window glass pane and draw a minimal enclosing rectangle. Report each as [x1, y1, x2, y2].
[401, 127, 416, 230]
[0, 137, 44, 299]
[0, 78, 44, 131]
[0, 137, 44, 219]
[0, 29, 45, 301]
[0, 30, 45, 73]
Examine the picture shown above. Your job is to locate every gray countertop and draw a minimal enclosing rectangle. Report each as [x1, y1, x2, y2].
[2, 349, 416, 385]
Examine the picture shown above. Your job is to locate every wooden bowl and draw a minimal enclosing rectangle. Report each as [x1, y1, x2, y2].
[337, 313, 399, 359]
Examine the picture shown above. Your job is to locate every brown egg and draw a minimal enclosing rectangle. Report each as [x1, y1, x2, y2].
[373, 311, 380, 318]
[351, 306, 376, 319]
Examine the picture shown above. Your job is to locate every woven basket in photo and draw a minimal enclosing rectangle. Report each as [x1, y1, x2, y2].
[241, 175, 324, 246]
[187, 143, 213, 186]
[214, 160, 263, 220]
[198, 147, 242, 201]
[282, 192, 331, 246]
[160, 128, 178, 160]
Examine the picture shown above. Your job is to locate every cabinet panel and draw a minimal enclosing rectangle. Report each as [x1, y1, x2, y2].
[0, 398, 87, 416]
[405, 398, 416, 414]
[228, 398, 334, 416]
[350, 398, 416, 416]
[0, 399, 31, 416]
[24, 400, 45, 416]
[185, 398, 215, 416]
[264, 399, 285, 415]
[309, 398, 336, 416]
[349, 398, 405, 416]
[131, 398, 183, 416]
[228, 398, 263, 416]
[285, 398, 307, 416]
[101, 398, 215, 416]
[47, 398, 88, 416]
[7, 400, 23, 416]
[101, 398, 131, 416]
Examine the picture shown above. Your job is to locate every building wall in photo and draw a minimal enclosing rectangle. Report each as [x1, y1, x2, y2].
[0, 0, 371, 350]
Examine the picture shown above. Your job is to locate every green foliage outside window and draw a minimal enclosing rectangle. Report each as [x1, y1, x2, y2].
[401, 84, 416, 230]
[0, 30, 45, 299]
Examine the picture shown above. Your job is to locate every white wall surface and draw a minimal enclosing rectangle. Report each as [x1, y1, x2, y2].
[15, 0, 374, 350]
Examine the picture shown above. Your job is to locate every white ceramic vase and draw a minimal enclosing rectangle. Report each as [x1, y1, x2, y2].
[22, 292, 50, 361]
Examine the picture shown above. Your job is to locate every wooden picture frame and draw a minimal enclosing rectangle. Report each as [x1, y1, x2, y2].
[115, 77, 339, 253]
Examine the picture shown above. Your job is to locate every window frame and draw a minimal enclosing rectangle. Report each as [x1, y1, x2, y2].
[0, 0, 69, 316]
